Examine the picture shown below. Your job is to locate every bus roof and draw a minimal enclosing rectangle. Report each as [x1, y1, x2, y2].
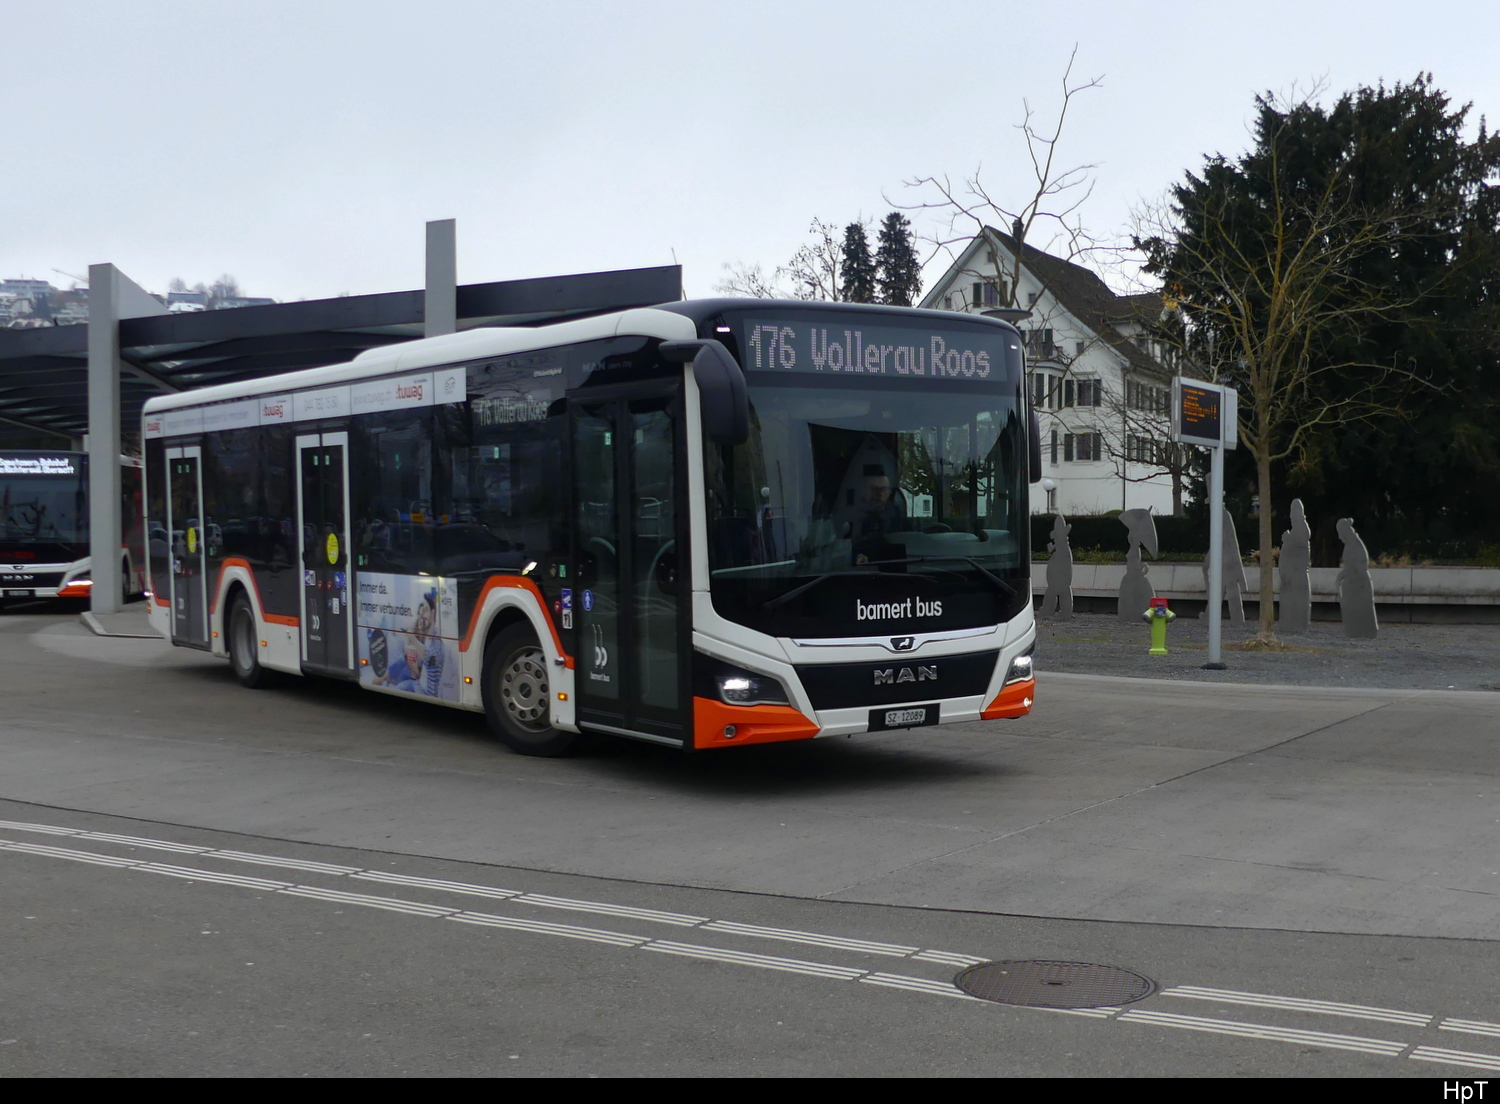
[141, 306, 697, 416]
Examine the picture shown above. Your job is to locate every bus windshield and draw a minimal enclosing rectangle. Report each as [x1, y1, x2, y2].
[706, 312, 1029, 638]
[0, 455, 88, 550]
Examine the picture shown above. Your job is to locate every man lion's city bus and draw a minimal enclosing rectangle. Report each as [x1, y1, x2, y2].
[0, 450, 146, 603]
[142, 300, 1038, 756]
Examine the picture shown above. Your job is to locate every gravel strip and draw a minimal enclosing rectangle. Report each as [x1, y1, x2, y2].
[1034, 613, 1500, 691]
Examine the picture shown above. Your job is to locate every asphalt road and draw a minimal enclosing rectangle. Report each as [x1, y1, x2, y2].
[3, 602, 1500, 1077]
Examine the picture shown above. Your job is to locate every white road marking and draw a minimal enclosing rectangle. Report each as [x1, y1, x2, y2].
[280, 886, 458, 917]
[1039, 1006, 1124, 1019]
[0, 840, 141, 868]
[11, 816, 1500, 1073]
[860, 973, 980, 1000]
[1119, 1009, 1407, 1057]
[136, 863, 291, 891]
[701, 920, 918, 957]
[0, 819, 79, 836]
[912, 950, 988, 968]
[0, 818, 982, 967]
[349, 871, 520, 899]
[1162, 985, 1433, 1026]
[75, 831, 211, 854]
[1410, 1045, 1500, 1072]
[516, 893, 708, 927]
[643, 940, 867, 981]
[448, 911, 649, 948]
[213, 850, 361, 876]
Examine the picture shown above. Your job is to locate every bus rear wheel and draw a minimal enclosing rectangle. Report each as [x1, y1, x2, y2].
[228, 592, 276, 689]
[482, 623, 579, 757]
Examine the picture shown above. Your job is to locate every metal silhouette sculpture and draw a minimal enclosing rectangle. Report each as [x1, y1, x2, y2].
[1117, 507, 1158, 622]
[1336, 517, 1379, 638]
[1199, 507, 1248, 626]
[1039, 513, 1073, 620]
[1278, 498, 1312, 634]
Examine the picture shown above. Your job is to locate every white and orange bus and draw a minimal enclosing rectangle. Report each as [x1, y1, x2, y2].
[0, 450, 145, 604]
[142, 299, 1038, 755]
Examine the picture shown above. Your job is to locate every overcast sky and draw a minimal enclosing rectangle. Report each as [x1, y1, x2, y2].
[6, 1, 1498, 304]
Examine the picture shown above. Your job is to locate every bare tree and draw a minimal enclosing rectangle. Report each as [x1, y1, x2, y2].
[900, 46, 1106, 312]
[714, 261, 783, 298]
[715, 217, 872, 302]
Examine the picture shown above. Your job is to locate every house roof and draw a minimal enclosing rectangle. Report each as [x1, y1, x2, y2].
[980, 229, 1165, 378]
[926, 228, 1169, 379]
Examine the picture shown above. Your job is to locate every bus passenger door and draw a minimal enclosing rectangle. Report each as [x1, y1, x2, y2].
[166, 446, 208, 647]
[296, 432, 353, 675]
[571, 392, 687, 745]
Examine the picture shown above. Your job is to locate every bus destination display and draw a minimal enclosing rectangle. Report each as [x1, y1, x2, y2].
[743, 319, 1004, 381]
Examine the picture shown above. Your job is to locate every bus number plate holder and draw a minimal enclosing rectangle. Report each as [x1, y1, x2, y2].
[869, 704, 939, 731]
[5, 589, 29, 597]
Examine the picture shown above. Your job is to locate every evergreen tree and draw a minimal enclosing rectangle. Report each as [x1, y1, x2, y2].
[840, 222, 877, 303]
[875, 212, 921, 306]
[1138, 75, 1500, 634]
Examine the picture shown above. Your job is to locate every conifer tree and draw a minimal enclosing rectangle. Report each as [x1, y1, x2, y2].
[875, 211, 921, 306]
[840, 222, 877, 303]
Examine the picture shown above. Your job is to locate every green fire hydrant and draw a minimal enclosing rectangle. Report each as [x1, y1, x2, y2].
[1142, 596, 1176, 655]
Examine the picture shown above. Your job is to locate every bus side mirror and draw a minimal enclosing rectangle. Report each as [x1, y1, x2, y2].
[662, 339, 749, 447]
[1029, 405, 1043, 484]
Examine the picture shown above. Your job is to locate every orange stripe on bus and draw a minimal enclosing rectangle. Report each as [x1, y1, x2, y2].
[209, 557, 299, 627]
[458, 575, 573, 668]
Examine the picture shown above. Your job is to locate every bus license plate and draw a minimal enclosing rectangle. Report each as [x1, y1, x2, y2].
[869, 704, 938, 731]
[5, 589, 29, 597]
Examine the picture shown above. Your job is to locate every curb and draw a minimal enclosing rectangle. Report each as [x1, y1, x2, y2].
[79, 611, 164, 640]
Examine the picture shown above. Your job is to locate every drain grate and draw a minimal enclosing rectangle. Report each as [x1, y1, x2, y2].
[955, 960, 1156, 1009]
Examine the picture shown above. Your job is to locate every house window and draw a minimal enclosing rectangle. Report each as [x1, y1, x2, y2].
[1049, 430, 1058, 465]
[1046, 487, 1057, 512]
[971, 282, 983, 310]
[1065, 432, 1102, 462]
[943, 294, 953, 310]
[1024, 328, 1056, 361]
[1075, 378, 1101, 407]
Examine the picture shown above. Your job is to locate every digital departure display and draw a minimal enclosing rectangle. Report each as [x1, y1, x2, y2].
[741, 318, 1009, 381]
[1178, 383, 1221, 442]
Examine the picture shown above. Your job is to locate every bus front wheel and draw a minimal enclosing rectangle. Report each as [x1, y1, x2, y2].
[228, 592, 276, 689]
[482, 623, 579, 757]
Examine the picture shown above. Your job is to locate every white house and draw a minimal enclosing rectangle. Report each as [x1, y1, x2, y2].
[920, 227, 1179, 517]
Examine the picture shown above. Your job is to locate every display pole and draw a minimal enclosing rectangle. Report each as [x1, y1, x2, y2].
[1205, 444, 1226, 669]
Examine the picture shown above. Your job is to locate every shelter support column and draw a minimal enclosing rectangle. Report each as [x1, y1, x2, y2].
[86, 263, 165, 615]
[425, 219, 456, 338]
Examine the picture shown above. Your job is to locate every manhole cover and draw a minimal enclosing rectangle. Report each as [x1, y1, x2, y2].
[955, 960, 1156, 1009]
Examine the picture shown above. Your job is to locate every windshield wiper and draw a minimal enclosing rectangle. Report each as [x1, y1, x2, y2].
[762, 570, 876, 612]
[884, 556, 1018, 600]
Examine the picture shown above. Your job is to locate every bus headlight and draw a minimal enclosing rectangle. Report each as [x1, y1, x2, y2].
[1004, 648, 1034, 684]
[717, 672, 790, 707]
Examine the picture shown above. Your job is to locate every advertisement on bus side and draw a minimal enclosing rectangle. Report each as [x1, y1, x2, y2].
[355, 571, 460, 701]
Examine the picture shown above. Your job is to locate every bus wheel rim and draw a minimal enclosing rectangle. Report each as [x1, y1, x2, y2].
[500, 647, 549, 733]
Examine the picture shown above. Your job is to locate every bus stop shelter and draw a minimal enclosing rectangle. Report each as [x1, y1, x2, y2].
[0, 222, 681, 613]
